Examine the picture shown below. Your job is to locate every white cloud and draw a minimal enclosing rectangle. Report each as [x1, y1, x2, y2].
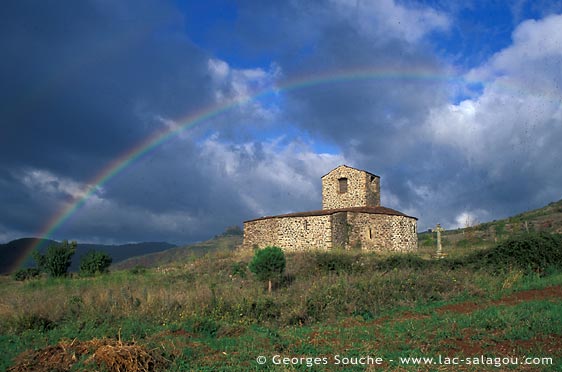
[206, 57, 283, 129]
[467, 14, 562, 100]
[208, 58, 281, 103]
[331, 0, 450, 43]
[453, 210, 489, 229]
[199, 135, 347, 216]
[425, 14, 562, 178]
[17, 168, 102, 203]
[473, 15, 562, 77]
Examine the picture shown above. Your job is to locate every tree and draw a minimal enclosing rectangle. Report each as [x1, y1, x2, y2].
[32, 240, 76, 278]
[79, 250, 112, 276]
[248, 246, 286, 293]
[12, 267, 40, 281]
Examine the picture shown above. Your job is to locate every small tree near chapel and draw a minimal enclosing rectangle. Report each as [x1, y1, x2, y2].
[248, 246, 286, 293]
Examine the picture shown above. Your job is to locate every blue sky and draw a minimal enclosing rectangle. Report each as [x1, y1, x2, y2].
[1, 0, 562, 245]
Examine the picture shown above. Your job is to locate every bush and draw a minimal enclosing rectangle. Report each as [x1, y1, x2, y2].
[249, 246, 286, 292]
[129, 265, 147, 275]
[375, 253, 429, 271]
[230, 261, 247, 278]
[80, 250, 112, 276]
[233, 298, 281, 323]
[468, 232, 562, 274]
[314, 251, 356, 274]
[32, 240, 76, 278]
[12, 314, 55, 332]
[185, 317, 220, 338]
[12, 267, 41, 281]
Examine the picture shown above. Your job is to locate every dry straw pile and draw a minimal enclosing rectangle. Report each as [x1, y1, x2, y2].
[8, 337, 168, 372]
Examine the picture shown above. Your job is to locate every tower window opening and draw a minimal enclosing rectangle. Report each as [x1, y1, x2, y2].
[338, 178, 348, 193]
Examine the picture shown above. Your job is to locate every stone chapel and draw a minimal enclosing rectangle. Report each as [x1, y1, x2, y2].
[242, 165, 418, 252]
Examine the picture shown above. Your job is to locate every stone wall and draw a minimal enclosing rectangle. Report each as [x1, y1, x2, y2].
[330, 212, 348, 249]
[243, 211, 417, 252]
[243, 215, 333, 251]
[346, 212, 417, 252]
[322, 165, 380, 210]
[242, 218, 279, 250]
[365, 176, 380, 208]
[277, 215, 332, 251]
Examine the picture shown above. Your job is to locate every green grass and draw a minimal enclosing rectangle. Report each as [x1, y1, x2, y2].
[1, 237, 561, 371]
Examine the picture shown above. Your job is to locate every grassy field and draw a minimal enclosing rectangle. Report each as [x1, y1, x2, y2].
[1, 234, 561, 371]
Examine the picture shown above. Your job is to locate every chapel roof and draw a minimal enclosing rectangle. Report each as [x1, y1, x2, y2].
[320, 164, 379, 179]
[244, 206, 417, 223]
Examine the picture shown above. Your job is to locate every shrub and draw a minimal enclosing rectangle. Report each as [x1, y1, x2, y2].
[421, 234, 434, 247]
[314, 251, 356, 274]
[468, 232, 562, 274]
[230, 261, 247, 278]
[248, 246, 286, 292]
[13, 314, 55, 332]
[12, 267, 41, 281]
[185, 317, 220, 337]
[232, 298, 281, 323]
[375, 253, 429, 271]
[32, 240, 76, 278]
[80, 250, 112, 276]
[129, 265, 147, 275]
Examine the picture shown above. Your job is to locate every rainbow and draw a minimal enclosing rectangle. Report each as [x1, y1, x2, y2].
[10, 66, 560, 272]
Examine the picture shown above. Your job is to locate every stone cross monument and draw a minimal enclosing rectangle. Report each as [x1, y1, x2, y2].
[434, 224, 445, 259]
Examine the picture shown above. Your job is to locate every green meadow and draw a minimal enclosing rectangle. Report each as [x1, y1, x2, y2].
[1, 233, 561, 371]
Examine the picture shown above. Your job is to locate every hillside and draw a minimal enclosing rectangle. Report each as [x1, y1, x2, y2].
[419, 198, 562, 249]
[115, 199, 562, 270]
[0, 238, 57, 274]
[112, 230, 243, 270]
[1, 232, 561, 371]
[0, 207, 561, 371]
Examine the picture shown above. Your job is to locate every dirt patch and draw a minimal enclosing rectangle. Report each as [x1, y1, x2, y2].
[437, 285, 562, 314]
[170, 328, 194, 338]
[8, 338, 169, 372]
[443, 333, 562, 357]
[494, 334, 562, 355]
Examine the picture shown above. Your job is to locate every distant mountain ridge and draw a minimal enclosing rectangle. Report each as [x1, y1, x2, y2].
[0, 239, 176, 274]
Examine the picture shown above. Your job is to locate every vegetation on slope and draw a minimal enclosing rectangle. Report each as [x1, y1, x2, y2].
[112, 226, 243, 270]
[419, 198, 562, 250]
[1, 232, 561, 371]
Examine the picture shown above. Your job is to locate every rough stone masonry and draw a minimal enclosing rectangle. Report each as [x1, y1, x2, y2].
[242, 165, 418, 252]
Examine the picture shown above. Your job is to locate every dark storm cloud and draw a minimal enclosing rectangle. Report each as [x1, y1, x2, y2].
[0, 0, 339, 244]
[0, 1, 212, 177]
[0, 0, 218, 241]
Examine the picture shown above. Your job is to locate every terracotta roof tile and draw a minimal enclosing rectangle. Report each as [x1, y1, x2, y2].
[244, 206, 417, 223]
